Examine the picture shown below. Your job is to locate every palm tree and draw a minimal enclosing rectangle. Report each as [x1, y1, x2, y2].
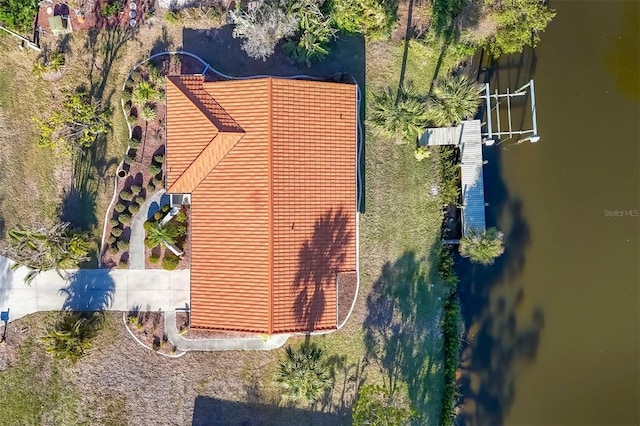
[42, 313, 102, 363]
[428, 74, 481, 127]
[132, 80, 160, 107]
[459, 227, 505, 265]
[276, 344, 331, 405]
[140, 104, 157, 122]
[369, 84, 428, 144]
[5, 223, 90, 284]
[144, 221, 179, 249]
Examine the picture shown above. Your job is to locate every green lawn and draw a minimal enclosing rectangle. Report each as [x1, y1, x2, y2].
[298, 29, 472, 424]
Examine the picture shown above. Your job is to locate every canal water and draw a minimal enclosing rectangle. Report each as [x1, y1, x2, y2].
[457, 1, 640, 425]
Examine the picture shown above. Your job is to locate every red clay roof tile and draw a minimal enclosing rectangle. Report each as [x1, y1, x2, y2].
[166, 76, 357, 334]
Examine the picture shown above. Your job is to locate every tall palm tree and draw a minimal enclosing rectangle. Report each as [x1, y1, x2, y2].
[428, 74, 481, 127]
[132, 80, 160, 107]
[459, 227, 505, 265]
[276, 344, 331, 405]
[369, 84, 428, 144]
[42, 313, 102, 363]
[144, 221, 179, 249]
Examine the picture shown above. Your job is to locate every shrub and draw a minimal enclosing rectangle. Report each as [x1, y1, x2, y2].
[130, 70, 141, 83]
[128, 138, 141, 149]
[117, 240, 129, 251]
[370, 84, 428, 144]
[0, 0, 40, 34]
[162, 253, 180, 270]
[108, 244, 119, 254]
[140, 104, 157, 122]
[130, 185, 142, 195]
[175, 211, 187, 223]
[123, 152, 136, 166]
[153, 177, 164, 188]
[149, 253, 160, 264]
[440, 294, 462, 425]
[147, 182, 156, 192]
[414, 146, 431, 161]
[143, 221, 154, 232]
[428, 74, 481, 127]
[161, 205, 171, 214]
[153, 154, 165, 164]
[101, 1, 122, 18]
[459, 227, 505, 264]
[165, 9, 180, 24]
[132, 80, 160, 106]
[134, 196, 145, 205]
[153, 211, 163, 222]
[121, 89, 132, 102]
[177, 225, 188, 237]
[114, 203, 126, 213]
[276, 344, 330, 404]
[127, 114, 137, 126]
[118, 260, 128, 268]
[119, 190, 134, 202]
[111, 227, 123, 237]
[484, 0, 556, 58]
[108, 235, 116, 244]
[118, 213, 132, 224]
[109, 218, 120, 226]
[329, 0, 397, 39]
[128, 204, 140, 214]
[229, 2, 299, 61]
[149, 164, 162, 176]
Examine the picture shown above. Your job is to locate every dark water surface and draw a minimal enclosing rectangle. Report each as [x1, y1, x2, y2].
[457, 1, 640, 425]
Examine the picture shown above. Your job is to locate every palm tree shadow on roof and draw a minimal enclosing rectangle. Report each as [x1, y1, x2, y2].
[293, 208, 353, 332]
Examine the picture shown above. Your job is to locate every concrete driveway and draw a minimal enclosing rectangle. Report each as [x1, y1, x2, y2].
[0, 255, 189, 323]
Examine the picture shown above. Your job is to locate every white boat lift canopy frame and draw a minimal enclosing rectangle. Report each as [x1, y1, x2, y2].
[481, 79, 539, 145]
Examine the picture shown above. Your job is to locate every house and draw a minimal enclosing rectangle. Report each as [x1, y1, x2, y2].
[165, 75, 358, 334]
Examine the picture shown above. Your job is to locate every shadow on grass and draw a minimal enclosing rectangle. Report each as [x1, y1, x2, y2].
[192, 396, 346, 426]
[363, 251, 445, 424]
[319, 354, 367, 418]
[59, 269, 115, 311]
[294, 209, 353, 332]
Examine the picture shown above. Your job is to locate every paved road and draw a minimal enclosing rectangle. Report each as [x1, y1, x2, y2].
[0, 255, 189, 323]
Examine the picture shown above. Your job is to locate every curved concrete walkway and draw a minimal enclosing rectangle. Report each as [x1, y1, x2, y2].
[129, 190, 167, 269]
[164, 311, 290, 351]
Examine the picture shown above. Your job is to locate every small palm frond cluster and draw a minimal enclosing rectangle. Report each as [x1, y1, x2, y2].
[276, 344, 331, 405]
[369, 83, 428, 144]
[428, 74, 481, 127]
[42, 312, 103, 363]
[459, 227, 505, 264]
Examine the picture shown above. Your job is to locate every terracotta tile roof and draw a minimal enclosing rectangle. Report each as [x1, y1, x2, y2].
[166, 76, 357, 334]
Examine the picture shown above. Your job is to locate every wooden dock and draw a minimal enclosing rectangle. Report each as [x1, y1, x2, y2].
[421, 120, 486, 237]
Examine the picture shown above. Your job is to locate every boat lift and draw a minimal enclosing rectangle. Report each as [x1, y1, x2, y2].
[482, 79, 539, 145]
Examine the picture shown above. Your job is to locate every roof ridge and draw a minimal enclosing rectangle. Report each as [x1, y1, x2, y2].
[167, 75, 243, 133]
[267, 77, 274, 335]
[167, 131, 244, 194]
